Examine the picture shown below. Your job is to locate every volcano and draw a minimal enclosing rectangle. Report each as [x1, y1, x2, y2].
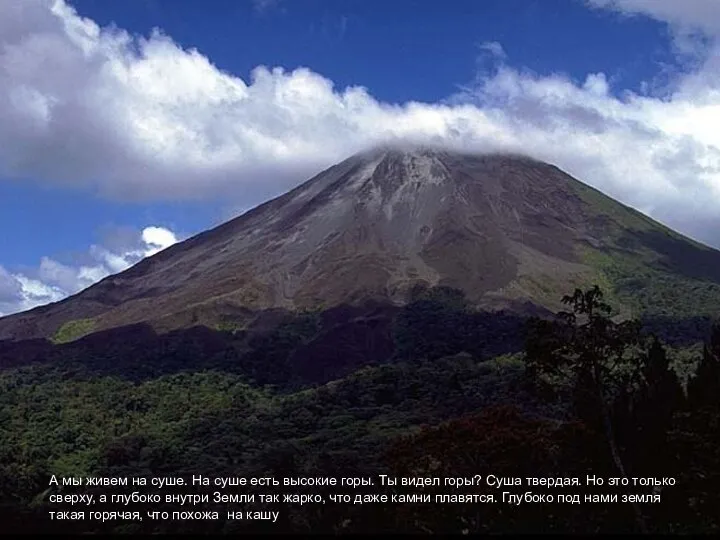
[3, 145, 720, 343]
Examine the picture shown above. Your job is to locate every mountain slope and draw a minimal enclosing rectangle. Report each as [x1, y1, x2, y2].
[2, 146, 720, 342]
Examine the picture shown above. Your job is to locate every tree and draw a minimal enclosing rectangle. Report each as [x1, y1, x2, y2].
[626, 337, 684, 479]
[524, 286, 648, 532]
[384, 406, 602, 533]
[640, 337, 684, 421]
[687, 324, 720, 410]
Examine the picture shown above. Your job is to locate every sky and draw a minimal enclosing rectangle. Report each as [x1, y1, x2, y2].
[1, 0, 720, 316]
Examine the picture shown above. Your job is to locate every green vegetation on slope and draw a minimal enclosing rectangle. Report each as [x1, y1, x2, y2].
[0, 354, 534, 531]
[571, 180, 662, 233]
[571, 181, 720, 319]
[1, 287, 718, 534]
[581, 244, 720, 318]
[52, 318, 96, 344]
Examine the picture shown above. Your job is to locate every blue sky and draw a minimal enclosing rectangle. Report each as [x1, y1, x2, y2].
[1, 0, 720, 315]
[70, 0, 672, 103]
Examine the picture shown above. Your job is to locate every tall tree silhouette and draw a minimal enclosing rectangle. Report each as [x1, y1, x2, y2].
[688, 324, 720, 410]
[524, 285, 647, 532]
[627, 337, 684, 480]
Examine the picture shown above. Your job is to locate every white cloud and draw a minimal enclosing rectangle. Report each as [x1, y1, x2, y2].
[2, 0, 720, 250]
[0, 225, 178, 317]
[0, 266, 24, 305]
[586, 0, 720, 38]
[141, 226, 178, 255]
[478, 41, 507, 60]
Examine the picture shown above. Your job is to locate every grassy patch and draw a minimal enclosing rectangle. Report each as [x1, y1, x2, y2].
[52, 318, 96, 344]
[214, 320, 245, 334]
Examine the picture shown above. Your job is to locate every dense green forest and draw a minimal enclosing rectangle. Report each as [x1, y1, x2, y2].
[0, 286, 718, 533]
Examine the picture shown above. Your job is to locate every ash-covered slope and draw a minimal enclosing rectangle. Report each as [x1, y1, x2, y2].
[3, 146, 720, 342]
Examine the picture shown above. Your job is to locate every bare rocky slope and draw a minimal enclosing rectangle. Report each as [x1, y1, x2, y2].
[3, 145, 720, 343]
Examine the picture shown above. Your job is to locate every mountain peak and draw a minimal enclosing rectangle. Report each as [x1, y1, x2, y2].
[354, 142, 534, 183]
[3, 146, 719, 343]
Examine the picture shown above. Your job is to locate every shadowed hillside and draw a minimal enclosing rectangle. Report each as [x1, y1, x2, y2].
[1, 286, 718, 533]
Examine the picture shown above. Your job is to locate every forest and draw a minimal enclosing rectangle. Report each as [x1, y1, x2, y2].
[0, 285, 718, 533]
